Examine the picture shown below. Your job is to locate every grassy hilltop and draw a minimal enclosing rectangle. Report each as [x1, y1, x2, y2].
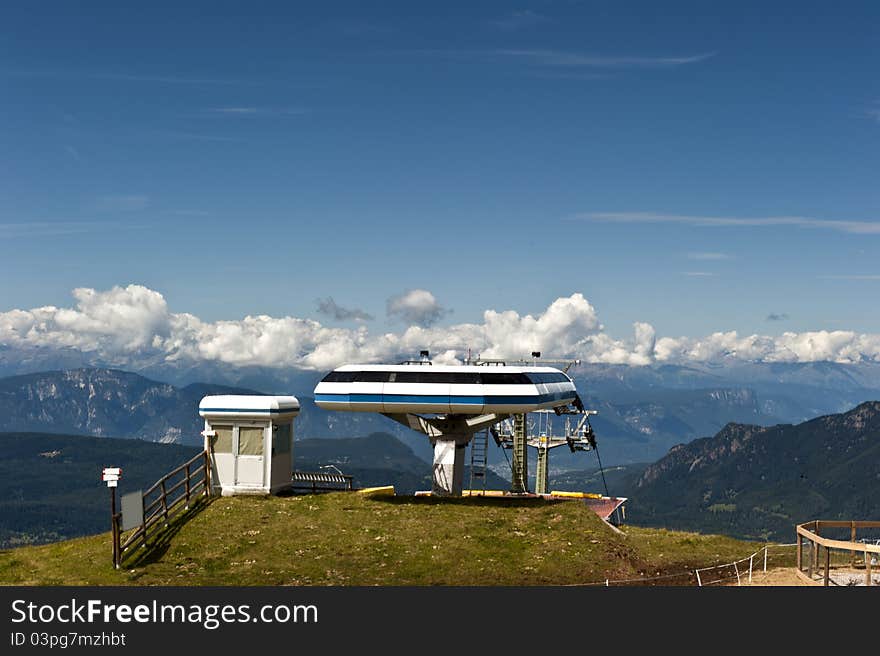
[0, 492, 780, 586]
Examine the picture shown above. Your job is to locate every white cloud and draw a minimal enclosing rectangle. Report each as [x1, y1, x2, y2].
[491, 50, 716, 68]
[653, 330, 880, 364]
[3, 285, 880, 371]
[407, 49, 716, 70]
[0, 285, 170, 356]
[386, 289, 449, 327]
[818, 275, 880, 280]
[205, 107, 307, 117]
[579, 212, 880, 235]
[489, 11, 550, 32]
[687, 252, 731, 260]
[0, 222, 112, 239]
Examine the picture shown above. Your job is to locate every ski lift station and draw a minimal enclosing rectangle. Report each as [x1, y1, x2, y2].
[199, 395, 300, 496]
[313, 353, 596, 497]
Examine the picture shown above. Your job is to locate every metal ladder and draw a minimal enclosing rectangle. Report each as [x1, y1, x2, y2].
[510, 413, 528, 494]
[468, 428, 490, 493]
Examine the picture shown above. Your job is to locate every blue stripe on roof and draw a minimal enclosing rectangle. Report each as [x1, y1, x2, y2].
[199, 407, 298, 414]
[314, 392, 575, 405]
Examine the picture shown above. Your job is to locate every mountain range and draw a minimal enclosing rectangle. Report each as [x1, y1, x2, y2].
[620, 401, 880, 541]
[2, 363, 878, 547]
[3, 362, 880, 469]
[0, 430, 496, 549]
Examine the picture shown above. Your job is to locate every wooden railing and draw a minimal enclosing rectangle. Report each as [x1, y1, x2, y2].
[111, 450, 211, 568]
[796, 520, 880, 586]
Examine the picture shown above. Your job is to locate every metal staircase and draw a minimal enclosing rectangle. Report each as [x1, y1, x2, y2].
[468, 428, 490, 493]
[510, 413, 528, 494]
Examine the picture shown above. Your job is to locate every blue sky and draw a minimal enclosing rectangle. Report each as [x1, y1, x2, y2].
[2, 1, 879, 344]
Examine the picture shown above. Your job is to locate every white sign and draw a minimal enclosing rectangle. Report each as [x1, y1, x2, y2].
[103, 467, 122, 487]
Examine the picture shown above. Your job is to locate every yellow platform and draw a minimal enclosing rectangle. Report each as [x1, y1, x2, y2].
[358, 485, 395, 497]
[549, 490, 603, 499]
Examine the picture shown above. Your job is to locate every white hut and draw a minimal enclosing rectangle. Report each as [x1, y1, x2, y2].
[199, 395, 300, 496]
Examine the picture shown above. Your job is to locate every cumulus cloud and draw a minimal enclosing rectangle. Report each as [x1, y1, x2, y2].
[0, 285, 171, 356]
[386, 289, 450, 327]
[315, 297, 373, 322]
[3, 285, 880, 371]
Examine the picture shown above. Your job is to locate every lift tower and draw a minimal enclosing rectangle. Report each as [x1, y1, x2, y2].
[468, 352, 581, 494]
[493, 410, 597, 494]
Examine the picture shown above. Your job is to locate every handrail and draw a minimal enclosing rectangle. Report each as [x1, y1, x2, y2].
[111, 450, 211, 568]
[795, 519, 879, 586]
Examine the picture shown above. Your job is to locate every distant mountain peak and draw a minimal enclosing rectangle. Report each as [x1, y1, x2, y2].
[630, 398, 880, 541]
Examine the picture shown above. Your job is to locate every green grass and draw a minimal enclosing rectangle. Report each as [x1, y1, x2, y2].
[0, 493, 777, 586]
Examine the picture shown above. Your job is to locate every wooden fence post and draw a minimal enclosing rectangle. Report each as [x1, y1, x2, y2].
[824, 546, 831, 587]
[807, 540, 819, 579]
[851, 521, 857, 567]
[110, 485, 120, 569]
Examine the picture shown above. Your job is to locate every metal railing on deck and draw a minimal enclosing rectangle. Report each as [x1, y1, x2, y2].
[111, 450, 211, 568]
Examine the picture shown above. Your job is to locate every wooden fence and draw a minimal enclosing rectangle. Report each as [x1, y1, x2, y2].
[796, 520, 880, 586]
[111, 450, 211, 568]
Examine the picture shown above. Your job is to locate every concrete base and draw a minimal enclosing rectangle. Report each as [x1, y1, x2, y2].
[217, 485, 269, 496]
[430, 438, 468, 496]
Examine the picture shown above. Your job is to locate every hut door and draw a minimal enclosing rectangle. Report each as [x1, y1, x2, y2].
[235, 425, 266, 487]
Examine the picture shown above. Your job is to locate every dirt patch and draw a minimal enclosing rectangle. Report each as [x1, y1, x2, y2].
[745, 566, 880, 587]
[730, 567, 806, 586]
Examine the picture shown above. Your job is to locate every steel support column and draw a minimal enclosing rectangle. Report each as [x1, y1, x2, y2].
[382, 412, 510, 497]
[535, 441, 549, 495]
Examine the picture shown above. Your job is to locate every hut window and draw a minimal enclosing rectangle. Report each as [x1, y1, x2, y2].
[238, 426, 264, 456]
[212, 425, 233, 453]
[273, 423, 291, 455]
